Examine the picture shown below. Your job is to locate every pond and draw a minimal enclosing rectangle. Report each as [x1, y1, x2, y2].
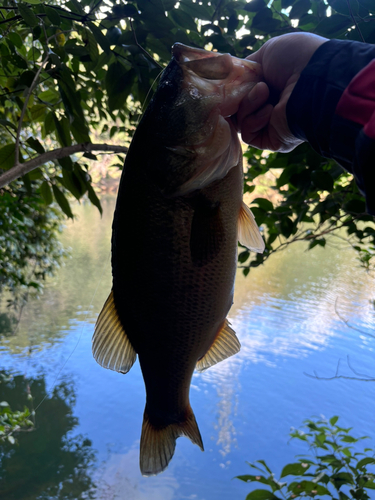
[1, 197, 374, 500]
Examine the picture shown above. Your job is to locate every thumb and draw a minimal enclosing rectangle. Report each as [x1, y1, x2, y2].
[245, 47, 264, 65]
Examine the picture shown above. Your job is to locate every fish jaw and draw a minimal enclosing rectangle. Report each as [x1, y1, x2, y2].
[164, 44, 262, 195]
[172, 43, 262, 118]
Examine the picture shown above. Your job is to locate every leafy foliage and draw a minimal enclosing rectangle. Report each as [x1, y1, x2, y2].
[0, 373, 34, 444]
[236, 416, 375, 500]
[0, 0, 374, 287]
[241, 146, 375, 274]
[0, 371, 96, 498]
[0, 178, 66, 302]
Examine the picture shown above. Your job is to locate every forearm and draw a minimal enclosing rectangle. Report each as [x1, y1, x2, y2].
[287, 39, 375, 215]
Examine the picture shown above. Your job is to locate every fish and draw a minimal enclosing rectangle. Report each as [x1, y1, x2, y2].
[92, 43, 265, 476]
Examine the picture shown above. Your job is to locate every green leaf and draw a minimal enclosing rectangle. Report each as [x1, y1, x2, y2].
[251, 8, 282, 31]
[112, 4, 139, 18]
[29, 104, 47, 122]
[81, 28, 99, 66]
[252, 198, 273, 211]
[88, 22, 111, 54]
[281, 462, 310, 478]
[44, 111, 55, 136]
[341, 435, 358, 443]
[53, 115, 72, 147]
[328, 0, 362, 16]
[71, 118, 91, 144]
[87, 183, 102, 215]
[316, 14, 352, 37]
[52, 184, 73, 218]
[41, 181, 53, 205]
[0, 144, 16, 170]
[179, 0, 213, 21]
[290, 0, 311, 19]
[26, 137, 45, 154]
[357, 457, 375, 469]
[106, 63, 135, 112]
[332, 472, 354, 486]
[256, 460, 273, 474]
[58, 156, 74, 171]
[0, 119, 17, 132]
[311, 171, 334, 191]
[244, 0, 267, 11]
[61, 169, 86, 200]
[18, 3, 39, 27]
[344, 199, 366, 214]
[169, 8, 198, 31]
[330, 416, 339, 426]
[8, 32, 23, 49]
[38, 88, 60, 104]
[245, 490, 279, 500]
[238, 250, 250, 263]
[309, 238, 326, 250]
[45, 5, 61, 26]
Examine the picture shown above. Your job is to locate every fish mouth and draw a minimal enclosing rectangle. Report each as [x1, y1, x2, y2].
[172, 43, 233, 80]
[171, 43, 262, 117]
[165, 43, 262, 195]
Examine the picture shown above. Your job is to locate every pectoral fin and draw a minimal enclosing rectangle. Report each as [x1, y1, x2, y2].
[92, 291, 136, 374]
[238, 201, 265, 253]
[196, 319, 240, 372]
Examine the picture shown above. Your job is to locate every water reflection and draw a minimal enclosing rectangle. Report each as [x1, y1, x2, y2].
[0, 198, 374, 500]
[95, 449, 179, 500]
[0, 198, 114, 354]
[0, 370, 96, 499]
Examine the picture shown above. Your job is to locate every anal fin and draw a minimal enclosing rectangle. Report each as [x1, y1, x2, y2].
[92, 291, 136, 374]
[140, 405, 204, 477]
[238, 201, 265, 253]
[196, 319, 240, 372]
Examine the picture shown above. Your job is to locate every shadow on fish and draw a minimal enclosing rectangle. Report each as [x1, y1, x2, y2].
[92, 43, 265, 476]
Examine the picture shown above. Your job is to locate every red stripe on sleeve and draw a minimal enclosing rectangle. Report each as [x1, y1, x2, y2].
[336, 59, 375, 134]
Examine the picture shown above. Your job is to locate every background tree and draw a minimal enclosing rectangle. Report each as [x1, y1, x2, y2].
[1, 0, 374, 295]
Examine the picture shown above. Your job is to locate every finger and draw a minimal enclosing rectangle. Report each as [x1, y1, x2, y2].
[236, 82, 270, 132]
[240, 103, 273, 145]
[245, 47, 264, 64]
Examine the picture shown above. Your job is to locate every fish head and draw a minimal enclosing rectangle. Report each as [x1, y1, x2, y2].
[148, 43, 262, 196]
[172, 43, 261, 118]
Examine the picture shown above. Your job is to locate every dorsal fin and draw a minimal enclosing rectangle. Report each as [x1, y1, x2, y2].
[238, 201, 265, 253]
[196, 319, 240, 372]
[92, 291, 136, 374]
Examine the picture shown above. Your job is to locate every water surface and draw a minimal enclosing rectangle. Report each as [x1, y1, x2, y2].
[1, 198, 374, 500]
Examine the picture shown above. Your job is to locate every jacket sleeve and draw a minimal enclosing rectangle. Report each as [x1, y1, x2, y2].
[286, 39, 375, 215]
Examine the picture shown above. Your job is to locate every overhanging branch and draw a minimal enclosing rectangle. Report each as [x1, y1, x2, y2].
[0, 143, 128, 188]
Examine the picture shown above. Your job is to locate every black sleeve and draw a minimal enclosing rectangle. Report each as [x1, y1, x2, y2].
[286, 39, 375, 215]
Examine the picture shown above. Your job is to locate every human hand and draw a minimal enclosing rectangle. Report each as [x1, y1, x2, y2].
[236, 33, 328, 152]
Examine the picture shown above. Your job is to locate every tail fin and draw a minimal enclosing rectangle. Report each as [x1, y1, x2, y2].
[140, 406, 204, 476]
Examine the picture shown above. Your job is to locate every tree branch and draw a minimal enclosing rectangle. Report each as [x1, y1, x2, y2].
[335, 297, 375, 339]
[304, 356, 375, 382]
[0, 143, 128, 188]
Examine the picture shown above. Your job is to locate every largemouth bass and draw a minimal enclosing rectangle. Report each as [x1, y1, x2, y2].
[92, 43, 264, 476]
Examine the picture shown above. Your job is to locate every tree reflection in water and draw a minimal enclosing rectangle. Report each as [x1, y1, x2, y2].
[0, 371, 96, 499]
